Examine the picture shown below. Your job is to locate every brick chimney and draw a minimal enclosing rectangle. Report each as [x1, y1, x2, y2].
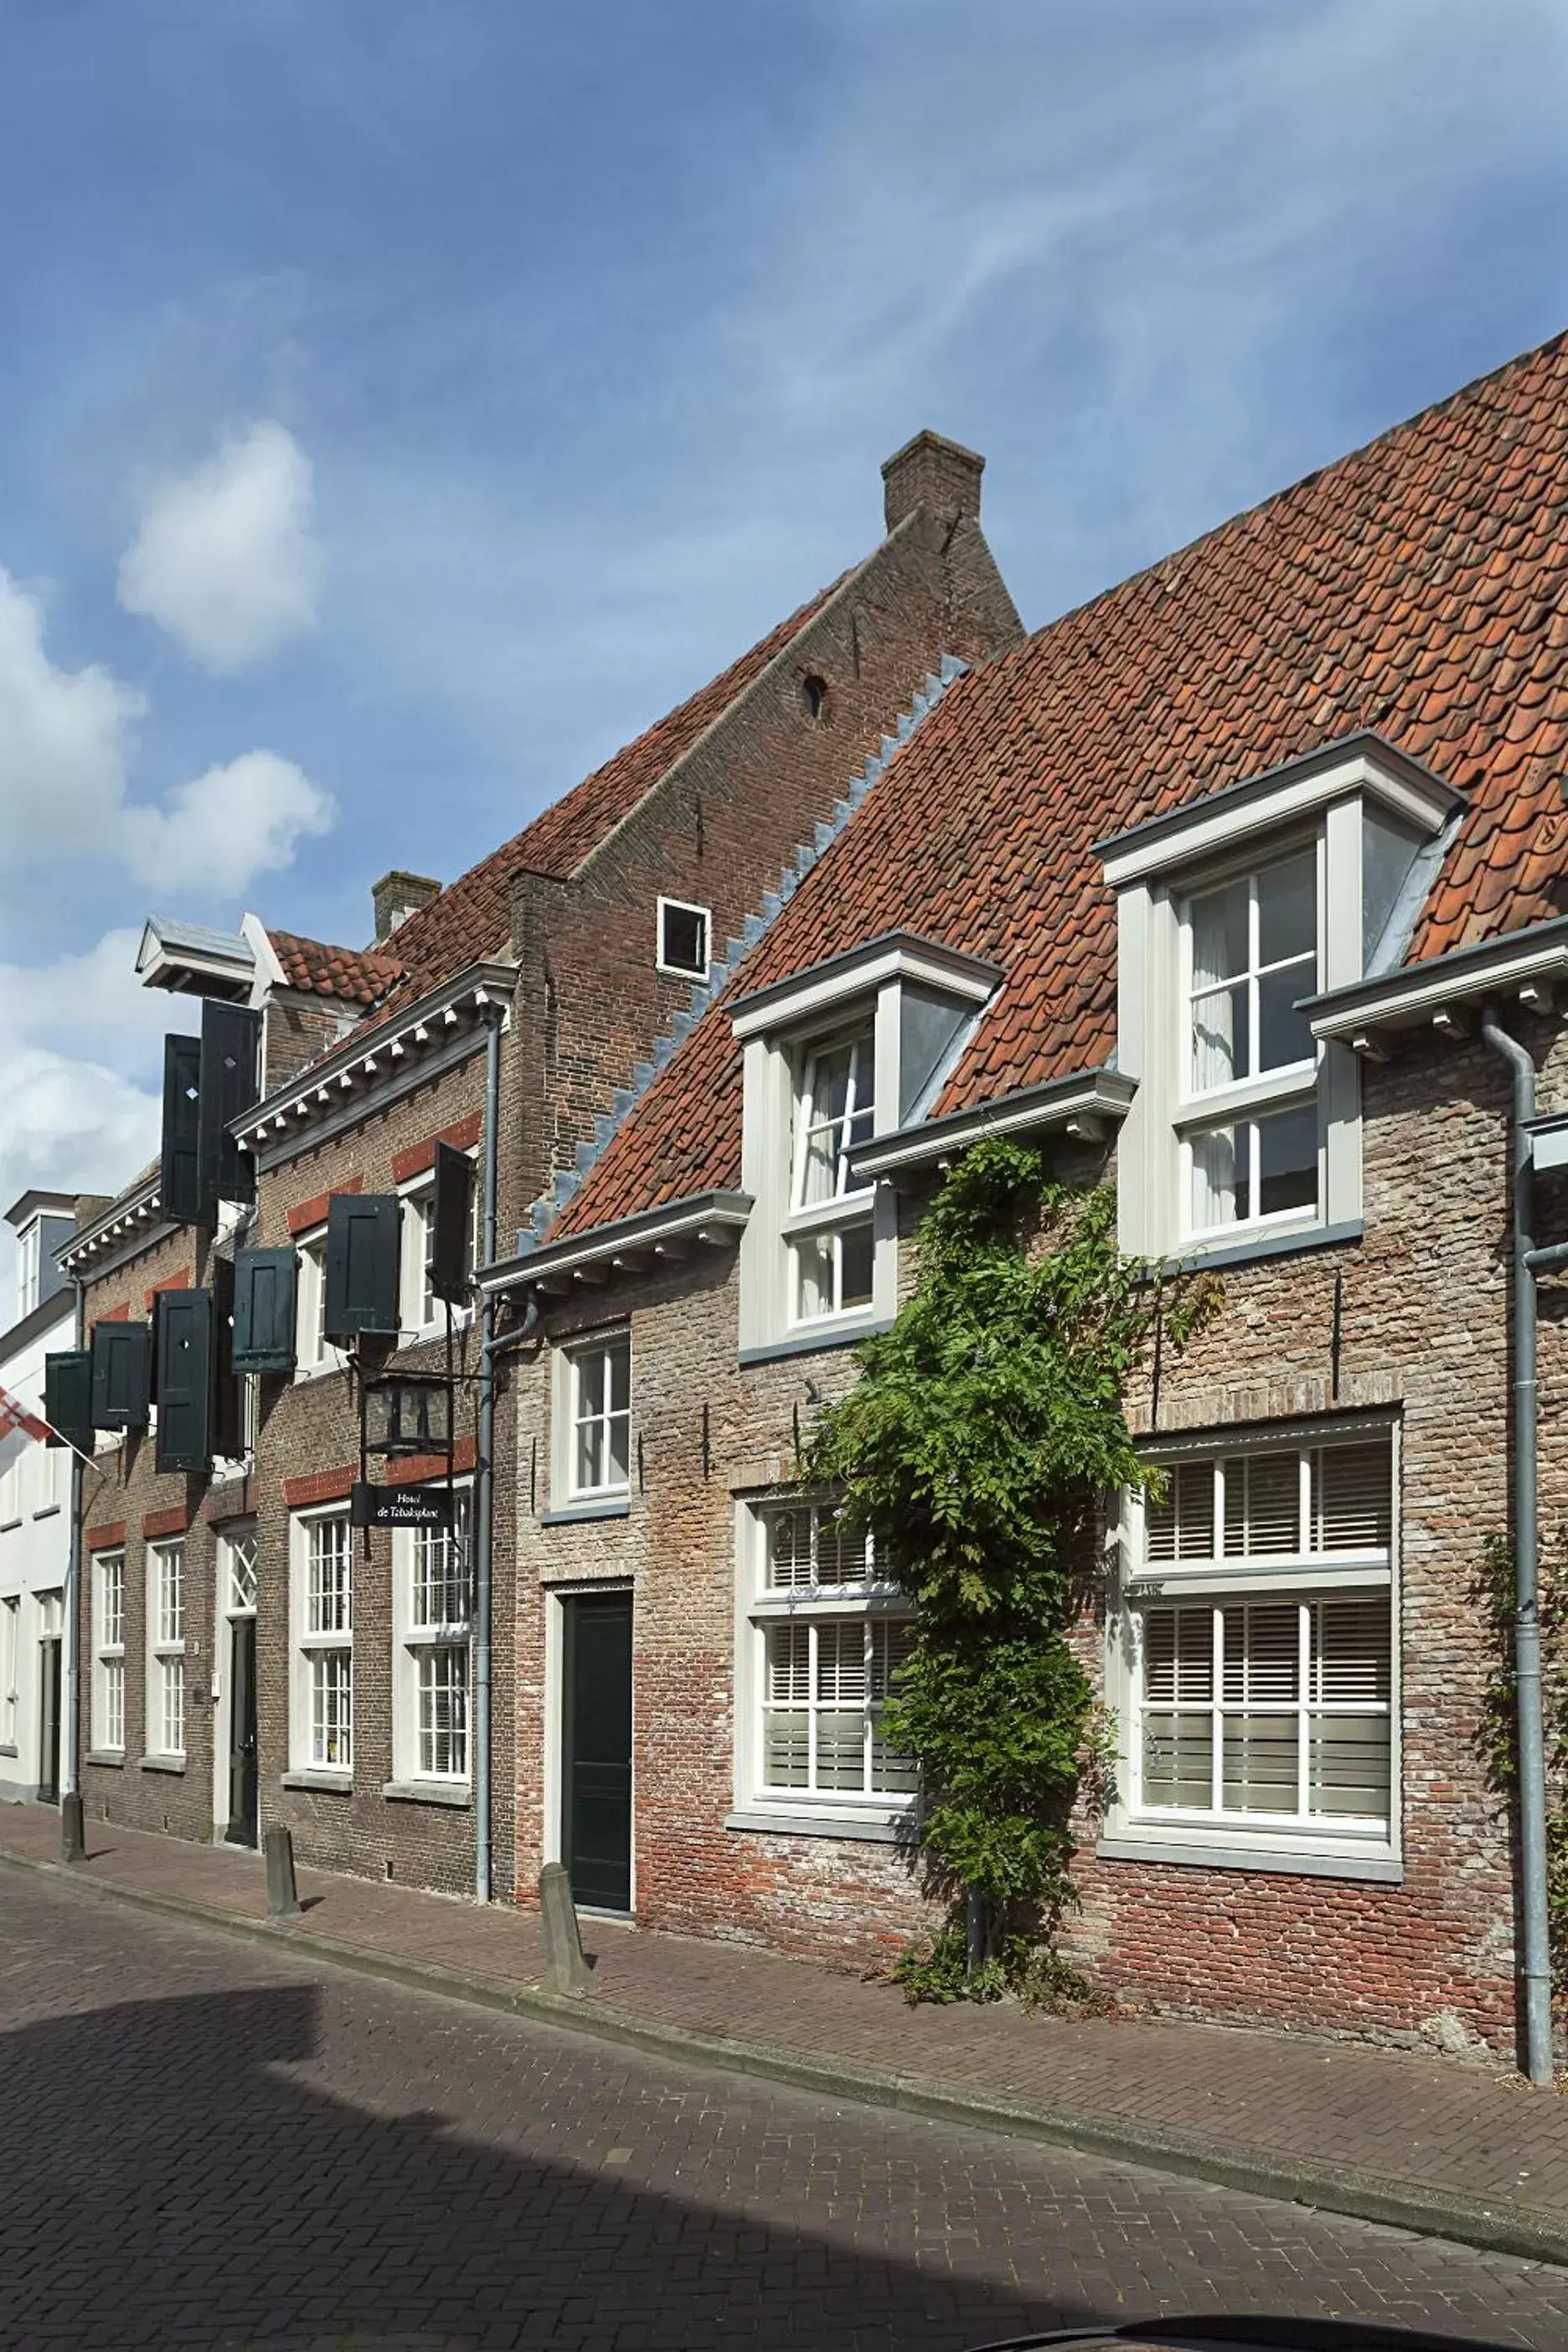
[881, 430, 985, 534]
[371, 870, 441, 942]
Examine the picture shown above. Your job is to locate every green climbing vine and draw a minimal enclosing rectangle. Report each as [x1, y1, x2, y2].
[1472, 1532, 1568, 1976]
[801, 1136, 1219, 2007]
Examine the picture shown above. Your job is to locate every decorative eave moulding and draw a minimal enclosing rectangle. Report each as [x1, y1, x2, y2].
[232, 961, 516, 1162]
[1304, 916, 1568, 1055]
[57, 1179, 165, 1274]
[482, 1190, 754, 1298]
[850, 1066, 1137, 1186]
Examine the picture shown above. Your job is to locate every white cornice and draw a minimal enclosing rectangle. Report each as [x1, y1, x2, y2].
[482, 1191, 753, 1296]
[57, 1179, 166, 1275]
[1306, 917, 1568, 1050]
[730, 931, 1000, 1043]
[849, 1066, 1137, 1184]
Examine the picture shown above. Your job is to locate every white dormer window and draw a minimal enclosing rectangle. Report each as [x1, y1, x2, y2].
[1105, 737, 1462, 1261]
[733, 933, 999, 1359]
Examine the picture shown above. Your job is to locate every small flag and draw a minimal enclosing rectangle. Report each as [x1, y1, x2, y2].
[0, 1384, 54, 1483]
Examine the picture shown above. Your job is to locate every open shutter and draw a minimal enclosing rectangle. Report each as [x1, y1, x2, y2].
[155, 1290, 214, 1474]
[44, 1352, 93, 1453]
[198, 1000, 261, 1211]
[323, 1194, 401, 1341]
[161, 1034, 206, 1226]
[91, 1321, 152, 1431]
[430, 1142, 476, 1302]
[231, 1247, 297, 1375]
[211, 1256, 243, 1459]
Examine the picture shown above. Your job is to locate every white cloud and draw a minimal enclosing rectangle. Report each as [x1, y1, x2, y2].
[121, 750, 335, 896]
[116, 420, 322, 672]
[0, 565, 143, 860]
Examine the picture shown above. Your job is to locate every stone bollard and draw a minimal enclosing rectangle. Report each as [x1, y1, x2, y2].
[539, 1861, 592, 1995]
[264, 1824, 302, 1919]
[60, 1792, 85, 1864]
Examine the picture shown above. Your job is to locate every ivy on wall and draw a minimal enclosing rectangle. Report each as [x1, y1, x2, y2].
[802, 1137, 1218, 2006]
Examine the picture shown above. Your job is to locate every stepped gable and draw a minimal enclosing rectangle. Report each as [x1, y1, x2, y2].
[550, 328, 1568, 1238]
[354, 573, 848, 1035]
[266, 928, 403, 1007]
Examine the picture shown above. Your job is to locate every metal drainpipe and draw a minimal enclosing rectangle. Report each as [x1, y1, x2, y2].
[60, 1272, 86, 1805]
[1480, 1008, 1555, 2085]
[473, 1004, 503, 1904]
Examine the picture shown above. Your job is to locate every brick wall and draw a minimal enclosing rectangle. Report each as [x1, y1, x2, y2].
[509, 1017, 1568, 2058]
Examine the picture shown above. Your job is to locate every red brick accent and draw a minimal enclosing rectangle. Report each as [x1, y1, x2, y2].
[390, 1433, 477, 1486]
[287, 1175, 364, 1237]
[92, 1302, 130, 1330]
[391, 1112, 483, 1186]
[282, 1464, 357, 1508]
[145, 1267, 193, 1313]
[85, 1520, 126, 1551]
[142, 1505, 190, 1541]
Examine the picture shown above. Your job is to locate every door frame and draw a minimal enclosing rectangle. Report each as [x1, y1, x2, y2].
[543, 1581, 634, 1913]
[212, 1524, 259, 1842]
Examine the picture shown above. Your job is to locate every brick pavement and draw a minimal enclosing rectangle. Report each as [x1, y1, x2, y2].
[3, 1871, 1566, 2351]
[2, 1804, 1565, 2263]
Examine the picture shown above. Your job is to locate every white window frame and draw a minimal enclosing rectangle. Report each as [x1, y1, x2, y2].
[17, 1223, 40, 1318]
[391, 1486, 472, 1787]
[0, 1592, 18, 1750]
[92, 1550, 126, 1754]
[289, 1506, 353, 1774]
[734, 938, 996, 1354]
[1101, 1417, 1401, 1878]
[147, 1540, 187, 1762]
[293, 1232, 342, 1380]
[397, 1156, 478, 1338]
[733, 1495, 916, 1834]
[1108, 744, 1461, 1259]
[656, 895, 711, 979]
[554, 1330, 632, 1506]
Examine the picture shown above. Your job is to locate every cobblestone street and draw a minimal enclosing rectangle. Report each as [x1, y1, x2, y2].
[3, 1875, 1566, 2352]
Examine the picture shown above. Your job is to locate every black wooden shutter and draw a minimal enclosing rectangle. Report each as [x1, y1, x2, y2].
[323, 1194, 401, 1340]
[44, 1352, 93, 1452]
[198, 1000, 261, 1210]
[155, 1290, 214, 1474]
[430, 1142, 476, 1302]
[91, 1321, 152, 1430]
[231, 1247, 297, 1375]
[210, 1256, 242, 1459]
[161, 1034, 206, 1225]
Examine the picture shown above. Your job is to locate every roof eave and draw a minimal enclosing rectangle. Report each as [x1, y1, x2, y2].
[482, 1191, 754, 1297]
[849, 1066, 1137, 1186]
[1306, 916, 1568, 1048]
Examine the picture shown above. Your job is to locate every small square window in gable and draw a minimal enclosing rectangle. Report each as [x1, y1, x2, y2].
[658, 898, 709, 979]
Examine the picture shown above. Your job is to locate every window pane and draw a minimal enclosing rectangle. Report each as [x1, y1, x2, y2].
[1222, 1714, 1298, 1812]
[869, 1620, 917, 1792]
[766, 1509, 813, 1589]
[1257, 852, 1316, 966]
[1309, 1714, 1390, 1818]
[1190, 878, 1249, 990]
[1142, 1607, 1213, 1704]
[1145, 1462, 1215, 1561]
[577, 1349, 605, 1418]
[606, 1409, 630, 1489]
[1191, 983, 1249, 1092]
[575, 1417, 604, 1493]
[792, 1232, 833, 1321]
[607, 1338, 630, 1414]
[1223, 1455, 1300, 1556]
[1142, 1713, 1213, 1808]
[1256, 1104, 1318, 1218]
[838, 1220, 874, 1310]
[815, 1510, 869, 1586]
[1222, 1602, 1299, 1701]
[1313, 1446, 1392, 1553]
[1256, 961, 1315, 1072]
[798, 1123, 839, 1208]
[1312, 1597, 1392, 1704]
[816, 1713, 866, 1792]
[1190, 1124, 1242, 1230]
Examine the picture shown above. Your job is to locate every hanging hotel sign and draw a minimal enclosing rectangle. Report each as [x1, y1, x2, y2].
[350, 1480, 454, 1530]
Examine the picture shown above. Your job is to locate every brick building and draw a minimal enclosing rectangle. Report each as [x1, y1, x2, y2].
[59, 436, 1021, 1901]
[483, 332, 1568, 2064]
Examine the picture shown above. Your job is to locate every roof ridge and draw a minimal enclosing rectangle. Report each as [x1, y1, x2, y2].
[516, 652, 970, 1251]
[1000, 325, 1568, 672]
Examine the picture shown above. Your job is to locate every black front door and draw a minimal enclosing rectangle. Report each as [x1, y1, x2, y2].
[225, 1616, 259, 1846]
[562, 1591, 632, 1911]
[37, 1638, 60, 1805]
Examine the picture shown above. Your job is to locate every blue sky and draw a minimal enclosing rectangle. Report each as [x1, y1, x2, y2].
[3, 0, 1568, 1279]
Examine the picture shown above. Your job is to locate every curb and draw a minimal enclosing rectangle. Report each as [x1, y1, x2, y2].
[9, 1847, 1568, 2272]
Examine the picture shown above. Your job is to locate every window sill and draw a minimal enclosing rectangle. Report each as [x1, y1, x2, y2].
[1171, 1219, 1363, 1275]
[1096, 1834, 1402, 1885]
[139, 1754, 186, 1775]
[540, 1497, 631, 1525]
[281, 1768, 353, 1793]
[84, 1748, 123, 1768]
[31, 1504, 62, 1521]
[382, 1779, 471, 1808]
[725, 1807, 914, 1845]
[739, 1318, 895, 1369]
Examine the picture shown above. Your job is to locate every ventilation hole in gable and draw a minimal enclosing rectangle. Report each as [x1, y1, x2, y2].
[802, 673, 829, 720]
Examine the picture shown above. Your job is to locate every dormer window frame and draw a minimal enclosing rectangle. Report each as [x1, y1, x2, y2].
[733, 933, 1000, 1362]
[1104, 736, 1462, 1262]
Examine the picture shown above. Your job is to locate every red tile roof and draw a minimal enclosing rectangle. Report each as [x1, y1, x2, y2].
[355, 572, 849, 1032]
[554, 328, 1568, 1238]
[267, 928, 402, 1006]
